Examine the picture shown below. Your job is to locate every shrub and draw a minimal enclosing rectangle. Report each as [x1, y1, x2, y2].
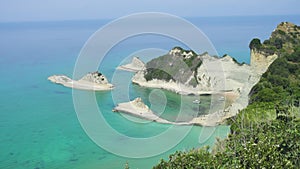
[249, 38, 262, 50]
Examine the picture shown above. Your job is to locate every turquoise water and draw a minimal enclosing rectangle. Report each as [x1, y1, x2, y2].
[1, 16, 300, 169]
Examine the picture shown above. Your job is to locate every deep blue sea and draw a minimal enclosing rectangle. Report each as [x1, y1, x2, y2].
[0, 15, 299, 169]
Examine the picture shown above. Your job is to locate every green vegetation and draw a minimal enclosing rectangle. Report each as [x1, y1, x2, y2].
[251, 22, 300, 56]
[152, 22, 300, 169]
[145, 68, 174, 82]
[153, 105, 300, 169]
[249, 38, 262, 50]
[144, 54, 179, 82]
[250, 22, 300, 106]
[144, 47, 202, 87]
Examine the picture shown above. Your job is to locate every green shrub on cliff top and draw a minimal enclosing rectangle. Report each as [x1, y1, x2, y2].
[249, 38, 262, 50]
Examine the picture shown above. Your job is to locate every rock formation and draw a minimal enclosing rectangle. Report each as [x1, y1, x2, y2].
[48, 71, 113, 91]
[113, 97, 176, 124]
[117, 56, 145, 72]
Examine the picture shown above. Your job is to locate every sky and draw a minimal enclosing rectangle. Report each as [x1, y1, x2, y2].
[0, 0, 300, 22]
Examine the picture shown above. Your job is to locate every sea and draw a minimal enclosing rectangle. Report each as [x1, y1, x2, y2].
[0, 15, 299, 169]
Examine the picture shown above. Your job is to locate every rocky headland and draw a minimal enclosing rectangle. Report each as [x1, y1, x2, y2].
[114, 23, 297, 125]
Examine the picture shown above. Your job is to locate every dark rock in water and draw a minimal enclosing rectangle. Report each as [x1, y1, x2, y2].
[69, 158, 78, 162]
[98, 156, 106, 160]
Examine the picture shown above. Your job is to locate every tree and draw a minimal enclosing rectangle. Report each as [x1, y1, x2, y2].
[249, 38, 262, 50]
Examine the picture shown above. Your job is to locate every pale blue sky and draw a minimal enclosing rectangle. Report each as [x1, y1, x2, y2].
[0, 0, 299, 22]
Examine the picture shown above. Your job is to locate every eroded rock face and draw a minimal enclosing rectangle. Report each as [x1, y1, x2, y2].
[79, 71, 109, 84]
[250, 50, 278, 75]
[131, 97, 149, 110]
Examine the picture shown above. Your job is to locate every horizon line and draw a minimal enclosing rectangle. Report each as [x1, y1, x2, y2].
[1, 14, 300, 24]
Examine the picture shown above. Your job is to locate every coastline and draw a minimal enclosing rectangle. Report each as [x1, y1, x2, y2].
[132, 71, 216, 95]
[113, 98, 177, 125]
[129, 52, 277, 124]
[113, 97, 238, 126]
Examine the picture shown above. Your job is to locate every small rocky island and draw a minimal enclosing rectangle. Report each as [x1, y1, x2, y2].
[48, 71, 113, 91]
[113, 97, 227, 126]
[113, 97, 177, 124]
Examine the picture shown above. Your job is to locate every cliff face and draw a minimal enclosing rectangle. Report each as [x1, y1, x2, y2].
[132, 47, 273, 96]
[250, 50, 278, 75]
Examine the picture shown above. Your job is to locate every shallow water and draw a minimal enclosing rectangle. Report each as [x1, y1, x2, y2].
[1, 15, 299, 169]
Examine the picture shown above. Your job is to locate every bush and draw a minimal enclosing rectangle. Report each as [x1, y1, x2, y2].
[274, 38, 283, 49]
[144, 68, 174, 81]
[249, 38, 262, 50]
[153, 104, 300, 169]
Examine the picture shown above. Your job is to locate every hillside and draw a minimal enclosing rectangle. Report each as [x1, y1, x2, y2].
[151, 22, 300, 169]
[249, 22, 300, 106]
[144, 47, 201, 86]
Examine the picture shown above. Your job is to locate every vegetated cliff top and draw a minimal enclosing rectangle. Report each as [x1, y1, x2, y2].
[144, 47, 202, 86]
[249, 22, 300, 105]
[249, 22, 300, 56]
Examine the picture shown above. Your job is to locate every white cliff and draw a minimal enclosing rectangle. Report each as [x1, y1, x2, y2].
[131, 48, 278, 124]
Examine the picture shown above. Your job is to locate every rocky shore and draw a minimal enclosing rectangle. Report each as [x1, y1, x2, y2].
[113, 97, 238, 126]
[113, 98, 178, 124]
